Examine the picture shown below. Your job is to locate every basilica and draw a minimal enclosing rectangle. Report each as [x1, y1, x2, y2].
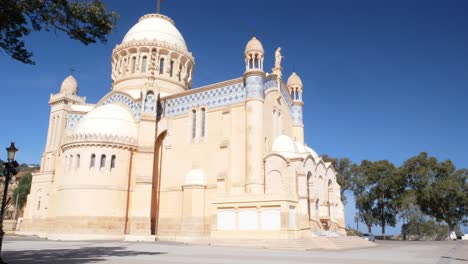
[20, 11, 345, 241]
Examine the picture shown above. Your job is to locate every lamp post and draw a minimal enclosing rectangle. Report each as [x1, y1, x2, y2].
[0, 142, 19, 264]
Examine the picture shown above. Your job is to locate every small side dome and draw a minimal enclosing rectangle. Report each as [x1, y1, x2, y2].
[305, 145, 319, 159]
[245, 36, 264, 55]
[60, 75, 78, 95]
[184, 169, 206, 185]
[74, 104, 137, 139]
[272, 135, 299, 153]
[287, 72, 303, 88]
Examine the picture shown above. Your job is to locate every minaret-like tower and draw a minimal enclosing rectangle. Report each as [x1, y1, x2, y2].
[41, 75, 86, 172]
[287, 72, 304, 144]
[244, 37, 265, 194]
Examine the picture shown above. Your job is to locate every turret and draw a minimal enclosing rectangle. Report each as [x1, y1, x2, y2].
[243, 37, 265, 194]
[287, 72, 304, 144]
[40, 75, 86, 172]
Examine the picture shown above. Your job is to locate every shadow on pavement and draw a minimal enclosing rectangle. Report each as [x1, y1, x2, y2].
[3, 246, 166, 263]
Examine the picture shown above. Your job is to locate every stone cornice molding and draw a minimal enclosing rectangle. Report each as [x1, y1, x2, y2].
[139, 14, 175, 25]
[113, 40, 194, 61]
[62, 133, 137, 151]
[162, 77, 243, 100]
[49, 93, 86, 105]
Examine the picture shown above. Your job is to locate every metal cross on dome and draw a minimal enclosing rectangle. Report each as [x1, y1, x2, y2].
[157, 0, 166, 14]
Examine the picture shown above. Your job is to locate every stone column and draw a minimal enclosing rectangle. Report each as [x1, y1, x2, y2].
[244, 72, 265, 194]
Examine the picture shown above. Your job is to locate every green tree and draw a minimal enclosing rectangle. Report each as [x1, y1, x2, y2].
[402, 152, 468, 236]
[371, 160, 403, 237]
[0, 0, 118, 64]
[352, 161, 376, 233]
[353, 160, 403, 236]
[322, 155, 356, 204]
[12, 172, 32, 210]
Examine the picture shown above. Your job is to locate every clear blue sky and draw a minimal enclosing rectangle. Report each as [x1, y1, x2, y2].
[0, 0, 467, 234]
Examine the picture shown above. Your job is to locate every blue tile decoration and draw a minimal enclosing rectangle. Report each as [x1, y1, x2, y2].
[292, 105, 303, 126]
[165, 82, 245, 116]
[103, 93, 142, 120]
[279, 82, 293, 113]
[143, 92, 156, 113]
[246, 75, 264, 99]
[67, 114, 84, 129]
[264, 78, 278, 93]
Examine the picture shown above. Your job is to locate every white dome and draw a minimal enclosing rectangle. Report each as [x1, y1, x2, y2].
[305, 145, 319, 159]
[74, 104, 137, 139]
[272, 135, 299, 153]
[184, 169, 206, 185]
[295, 141, 307, 153]
[122, 14, 187, 50]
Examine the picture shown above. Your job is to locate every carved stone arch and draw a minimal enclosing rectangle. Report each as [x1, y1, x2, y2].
[264, 154, 289, 194]
[144, 90, 156, 113]
[264, 153, 289, 165]
[303, 155, 317, 173]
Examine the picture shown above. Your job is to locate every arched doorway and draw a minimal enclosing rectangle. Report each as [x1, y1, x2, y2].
[327, 179, 333, 217]
[151, 131, 166, 235]
[306, 172, 312, 220]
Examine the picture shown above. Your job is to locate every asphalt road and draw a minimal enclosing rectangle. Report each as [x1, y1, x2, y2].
[2, 236, 467, 264]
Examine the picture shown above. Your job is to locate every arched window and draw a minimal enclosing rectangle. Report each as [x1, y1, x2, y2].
[76, 154, 80, 169]
[192, 109, 197, 139]
[278, 111, 282, 136]
[90, 154, 96, 168]
[295, 89, 299, 100]
[111, 155, 116, 169]
[249, 58, 253, 69]
[131, 57, 136, 73]
[178, 64, 182, 81]
[141, 56, 147, 73]
[272, 109, 277, 139]
[169, 60, 174, 77]
[144, 91, 155, 112]
[159, 58, 165, 75]
[201, 108, 206, 138]
[69, 155, 73, 169]
[254, 56, 259, 68]
[100, 154, 106, 169]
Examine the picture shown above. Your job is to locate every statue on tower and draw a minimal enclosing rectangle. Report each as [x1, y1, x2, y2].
[273, 47, 283, 81]
[275, 47, 283, 69]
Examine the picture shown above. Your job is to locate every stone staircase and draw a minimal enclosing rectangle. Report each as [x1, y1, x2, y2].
[186, 236, 375, 251]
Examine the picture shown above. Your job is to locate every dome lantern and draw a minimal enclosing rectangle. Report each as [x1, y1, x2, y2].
[244, 36, 264, 73]
[111, 13, 195, 95]
[287, 72, 303, 102]
[60, 75, 78, 95]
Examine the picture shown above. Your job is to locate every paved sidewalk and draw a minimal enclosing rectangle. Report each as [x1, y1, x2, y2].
[2, 237, 467, 263]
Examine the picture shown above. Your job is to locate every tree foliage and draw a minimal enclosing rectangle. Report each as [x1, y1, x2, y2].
[13, 171, 32, 209]
[0, 0, 118, 64]
[401, 152, 468, 234]
[322, 155, 356, 204]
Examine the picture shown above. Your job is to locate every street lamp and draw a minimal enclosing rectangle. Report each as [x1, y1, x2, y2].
[6, 143, 18, 163]
[0, 142, 19, 264]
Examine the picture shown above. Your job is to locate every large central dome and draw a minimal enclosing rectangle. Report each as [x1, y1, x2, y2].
[122, 14, 187, 50]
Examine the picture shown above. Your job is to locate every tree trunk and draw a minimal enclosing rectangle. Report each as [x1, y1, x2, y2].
[381, 222, 385, 239]
[367, 224, 371, 234]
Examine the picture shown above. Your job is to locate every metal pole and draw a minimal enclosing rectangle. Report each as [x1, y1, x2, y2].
[0, 170, 11, 263]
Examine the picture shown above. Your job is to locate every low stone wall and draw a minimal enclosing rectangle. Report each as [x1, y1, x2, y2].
[3, 220, 17, 232]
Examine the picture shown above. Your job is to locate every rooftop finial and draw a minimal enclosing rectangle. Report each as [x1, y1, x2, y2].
[157, 0, 165, 14]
